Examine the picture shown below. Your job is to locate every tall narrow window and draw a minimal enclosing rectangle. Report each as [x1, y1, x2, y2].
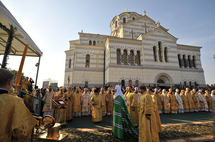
[194, 81, 197, 87]
[189, 81, 192, 87]
[123, 18, 126, 23]
[135, 50, 140, 65]
[164, 47, 168, 62]
[188, 55, 191, 68]
[93, 41, 96, 45]
[158, 41, 162, 62]
[89, 40, 92, 45]
[130, 50, 134, 65]
[69, 59, 71, 68]
[123, 50, 127, 64]
[183, 55, 187, 68]
[128, 80, 132, 87]
[193, 56, 196, 68]
[184, 81, 187, 87]
[153, 46, 157, 61]
[117, 49, 121, 64]
[86, 54, 90, 67]
[178, 54, 182, 68]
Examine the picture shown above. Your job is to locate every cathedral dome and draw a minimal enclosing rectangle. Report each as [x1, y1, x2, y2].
[110, 11, 142, 36]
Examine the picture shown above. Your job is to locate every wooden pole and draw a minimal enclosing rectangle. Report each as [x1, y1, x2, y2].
[14, 44, 28, 96]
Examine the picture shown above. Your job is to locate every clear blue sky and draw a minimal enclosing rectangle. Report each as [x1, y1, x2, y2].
[1, 0, 215, 87]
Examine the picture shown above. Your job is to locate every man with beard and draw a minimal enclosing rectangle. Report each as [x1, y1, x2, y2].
[43, 85, 55, 116]
[73, 87, 82, 117]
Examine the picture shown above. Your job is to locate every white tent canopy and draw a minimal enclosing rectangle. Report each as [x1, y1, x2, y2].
[0, 1, 42, 56]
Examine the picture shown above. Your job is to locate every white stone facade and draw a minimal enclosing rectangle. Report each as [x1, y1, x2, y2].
[64, 11, 206, 88]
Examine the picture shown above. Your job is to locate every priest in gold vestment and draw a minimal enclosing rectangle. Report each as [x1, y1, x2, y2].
[0, 68, 36, 142]
[161, 89, 170, 113]
[106, 87, 114, 115]
[90, 89, 103, 122]
[126, 87, 139, 127]
[139, 86, 160, 142]
[64, 85, 73, 121]
[99, 87, 107, 116]
[73, 87, 82, 117]
[55, 87, 64, 100]
[180, 89, 189, 112]
[191, 89, 200, 112]
[153, 88, 163, 114]
[205, 90, 215, 111]
[185, 88, 194, 112]
[168, 88, 178, 114]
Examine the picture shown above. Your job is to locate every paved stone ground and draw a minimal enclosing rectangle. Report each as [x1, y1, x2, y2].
[36, 111, 214, 142]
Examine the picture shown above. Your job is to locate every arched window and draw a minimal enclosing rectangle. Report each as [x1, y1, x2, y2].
[93, 41, 96, 45]
[85, 81, 88, 88]
[158, 41, 162, 62]
[123, 18, 126, 23]
[164, 47, 168, 62]
[135, 80, 139, 87]
[128, 80, 132, 87]
[193, 56, 196, 68]
[122, 49, 127, 64]
[89, 40, 92, 45]
[117, 49, 121, 64]
[135, 50, 140, 65]
[130, 50, 134, 65]
[178, 54, 182, 68]
[69, 59, 71, 68]
[86, 54, 90, 67]
[153, 46, 157, 61]
[183, 55, 187, 68]
[189, 81, 192, 87]
[132, 17, 135, 20]
[188, 55, 191, 68]
[184, 81, 187, 87]
[115, 21, 117, 28]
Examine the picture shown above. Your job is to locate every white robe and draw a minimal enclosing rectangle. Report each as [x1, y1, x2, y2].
[175, 93, 183, 110]
[198, 93, 208, 110]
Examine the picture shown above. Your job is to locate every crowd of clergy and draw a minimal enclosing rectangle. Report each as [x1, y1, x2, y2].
[20, 78, 215, 123]
[20, 84, 215, 142]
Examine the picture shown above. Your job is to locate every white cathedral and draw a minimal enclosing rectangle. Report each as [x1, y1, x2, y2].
[64, 11, 206, 88]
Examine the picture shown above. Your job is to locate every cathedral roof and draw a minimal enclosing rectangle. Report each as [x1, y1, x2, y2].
[137, 27, 178, 41]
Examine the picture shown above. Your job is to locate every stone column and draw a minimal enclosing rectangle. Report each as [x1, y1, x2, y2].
[156, 47, 159, 62]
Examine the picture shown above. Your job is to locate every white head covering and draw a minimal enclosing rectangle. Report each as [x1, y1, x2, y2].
[114, 85, 125, 100]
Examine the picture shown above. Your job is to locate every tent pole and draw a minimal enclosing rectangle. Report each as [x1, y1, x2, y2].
[35, 56, 41, 88]
[14, 44, 28, 96]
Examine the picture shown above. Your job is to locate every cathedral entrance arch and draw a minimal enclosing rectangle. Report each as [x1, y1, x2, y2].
[154, 73, 173, 87]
